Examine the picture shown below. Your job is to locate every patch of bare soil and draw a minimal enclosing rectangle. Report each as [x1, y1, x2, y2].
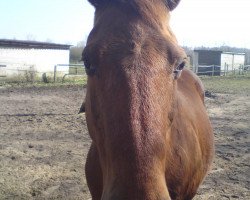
[0, 85, 249, 199]
[0, 85, 90, 200]
[194, 93, 250, 200]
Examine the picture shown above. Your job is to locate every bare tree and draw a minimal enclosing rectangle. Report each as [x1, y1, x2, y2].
[26, 34, 36, 41]
[70, 40, 85, 63]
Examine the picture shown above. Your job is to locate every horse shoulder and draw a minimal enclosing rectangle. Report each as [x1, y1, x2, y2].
[166, 69, 213, 199]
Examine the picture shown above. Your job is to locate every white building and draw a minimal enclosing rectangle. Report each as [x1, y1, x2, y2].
[221, 52, 245, 71]
[192, 50, 246, 75]
[0, 39, 71, 78]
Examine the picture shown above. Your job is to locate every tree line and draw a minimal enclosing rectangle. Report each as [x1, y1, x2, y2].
[70, 41, 85, 63]
[70, 41, 250, 65]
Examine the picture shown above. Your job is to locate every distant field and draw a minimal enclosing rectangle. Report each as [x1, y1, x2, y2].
[201, 75, 250, 94]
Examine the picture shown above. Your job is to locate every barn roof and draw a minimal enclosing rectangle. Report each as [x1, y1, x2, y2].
[0, 39, 71, 50]
[223, 52, 245, 55]
[194, 49, 223, 53]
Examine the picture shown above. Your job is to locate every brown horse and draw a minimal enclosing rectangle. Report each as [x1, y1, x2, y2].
[83, 0, 214, 199]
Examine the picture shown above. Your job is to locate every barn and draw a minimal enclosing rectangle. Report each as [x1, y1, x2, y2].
[192, 49, 246, 76]
[0, 39, 71, 79]
[193, 50, 222, 76]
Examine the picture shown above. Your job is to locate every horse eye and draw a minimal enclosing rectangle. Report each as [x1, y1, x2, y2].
[177, 59, 186, 71]
[84, 60, 96, 76]
[83, 56, 90, 70]
[82, 51, 96, 76]
[173, 59, 186, 80]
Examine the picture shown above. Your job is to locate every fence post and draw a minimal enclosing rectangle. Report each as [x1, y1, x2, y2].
[224, 63, 226, 76]
[212, 65, 215, 76]
[54, 65, 57, 83]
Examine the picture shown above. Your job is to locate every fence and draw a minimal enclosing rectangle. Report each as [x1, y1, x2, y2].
[1, 62, 249, 85]
[196, 64, 249, 76]
[0, 63, 86, 85]
[53, 64, 85, 83]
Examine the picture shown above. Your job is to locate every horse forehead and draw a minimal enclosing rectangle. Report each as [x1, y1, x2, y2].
[87, 23, 176, 56]
[85, 2, 183, 65]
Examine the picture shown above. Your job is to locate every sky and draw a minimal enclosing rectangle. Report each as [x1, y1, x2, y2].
[0, 0, 249, 48]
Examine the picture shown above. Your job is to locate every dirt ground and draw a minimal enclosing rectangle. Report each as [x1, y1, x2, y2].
[0, 84, 249, 200]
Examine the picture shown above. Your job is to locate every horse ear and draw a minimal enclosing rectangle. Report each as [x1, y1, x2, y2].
[165, 0, 181, 11]
[88, 0, 104, 7]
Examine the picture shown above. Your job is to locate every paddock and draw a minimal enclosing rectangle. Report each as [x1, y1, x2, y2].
[0, 78, 249, 199]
